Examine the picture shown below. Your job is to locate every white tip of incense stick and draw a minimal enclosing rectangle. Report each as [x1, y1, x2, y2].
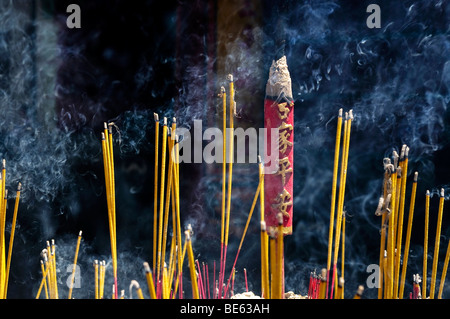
[163, 117, 167, 126]
[227, 74, 233, 82]
[414, 171, 418, 182]
[143, 262, 151, 273]
[338, 277, 345, 287]
[130, 280, 140, 290]
[375, 197, 384, 216]
[220, 86, 225, 93]
[426, 190, 430, 196]
[400, 145, 406, 160]
[17, 182, 22, 191]
[260, 220, 266, 232]
[440, 188, 444, 197]
[2, 159, 5, 169]
[103, 122, 108, 129]
[173, 117, 177, 124]
[94, 260, 98, 265]
[277, 213, 283, 225]
[356, 285, 364, 295]
[321, 268, 327, 279]
[78, 230, 82, 237]
[349, 109, 353, 120]
[344, 112, 349, 120]
[405, 146, 410, 158]
[154, 113, 159, 122]
[338, 108, 343, 117]
[40, 249, 47, 259]
[101, 132, 106, 140]
[185, 230, 191, 241]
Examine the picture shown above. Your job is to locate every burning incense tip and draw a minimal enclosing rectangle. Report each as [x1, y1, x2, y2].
[400, 144, 406, 160]
[2, 159, 5, 169]
[356, 285, 364, 296]
[257, 155, 262, 164]
[154, 113, 159, 122]
[260, 221, 266, 232]
[338, 108, 343, 117]
[173, 117, 177, 124]
[130, 280, 140, 289]
[426, 190, 430, 196]
[143, 262, 151, 273]
[414, 171, 418, 182]
[348, 109, 353, 120]
[103, 122, 108, 130]
[375, 197, 384, 216]
[17, 182, 22, 191]
[163, 117, 167, 126]
[277, 213, 283, 226]
[227, 74, 233, 82]
[440, 188, 444, 198]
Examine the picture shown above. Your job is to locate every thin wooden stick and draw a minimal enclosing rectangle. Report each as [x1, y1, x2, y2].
[94, 260, 99, 299]
[219, 86, 227, 299]
[326, 108, 343, 299]
[143, 262, 157, 299]
[4, 182, 21, 298]
[399, 171, 418, 299]
[185, 229, 199, 299]
[68, 231, 82, 299]
[221, 75, 235, 298]
[130, 280, 144, 299]
[423, 190, 430, 299]
[157, 117, 168, 286]
[153, 113, 160, 275]
[394, 145, 408, 298]
[430, 188, 445, 299]
[438, 236, 450, 299]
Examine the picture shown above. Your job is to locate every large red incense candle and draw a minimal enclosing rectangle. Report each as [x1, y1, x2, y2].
[264, 55, 294, 235]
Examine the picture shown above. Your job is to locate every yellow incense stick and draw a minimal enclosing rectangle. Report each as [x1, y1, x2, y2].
[438, 238, 450, 299]
[430, 188, 445, 299]
[143, 262, 157, 299]
[423, 190, 430, 298]
[68, 231, 82, 299]
[185, 229, 199, 299]
[4, 183, 21, 298]
[161, 123, 175, 289]
[394, 145, 408, 298]
[94, 260, 99, 299]
[259, 158, 269, 299]
[222, 75, 235, 295]
[220, 86, 227, 279]
[273, 213, 284, 299]
[36, 258, 50, 299]
[157, 118, 168, 283]
[153, 113, 160, 275]
[130, 280, 144, 299]
[399, 172, 418, 298]
[326, 108, 342, 298]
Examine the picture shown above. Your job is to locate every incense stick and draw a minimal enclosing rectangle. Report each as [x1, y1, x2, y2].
[423, 190, 430, 298]
[326, 108, 343, 298]
[430, 188, 445, 299]
[153, 113, 160, 275]
[399, 171, 418, 298]
[68, 231, 82, 299]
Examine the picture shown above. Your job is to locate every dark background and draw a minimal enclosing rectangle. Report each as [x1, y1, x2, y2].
[0, 0, 448, 299]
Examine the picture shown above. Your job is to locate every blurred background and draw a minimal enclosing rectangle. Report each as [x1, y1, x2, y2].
[0, 0, 448, 298]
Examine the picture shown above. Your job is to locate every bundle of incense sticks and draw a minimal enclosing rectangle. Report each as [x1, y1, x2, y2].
[0, 160, 22, 299]
[101, 123, 118, 299]
[35, 231, 83, 299]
